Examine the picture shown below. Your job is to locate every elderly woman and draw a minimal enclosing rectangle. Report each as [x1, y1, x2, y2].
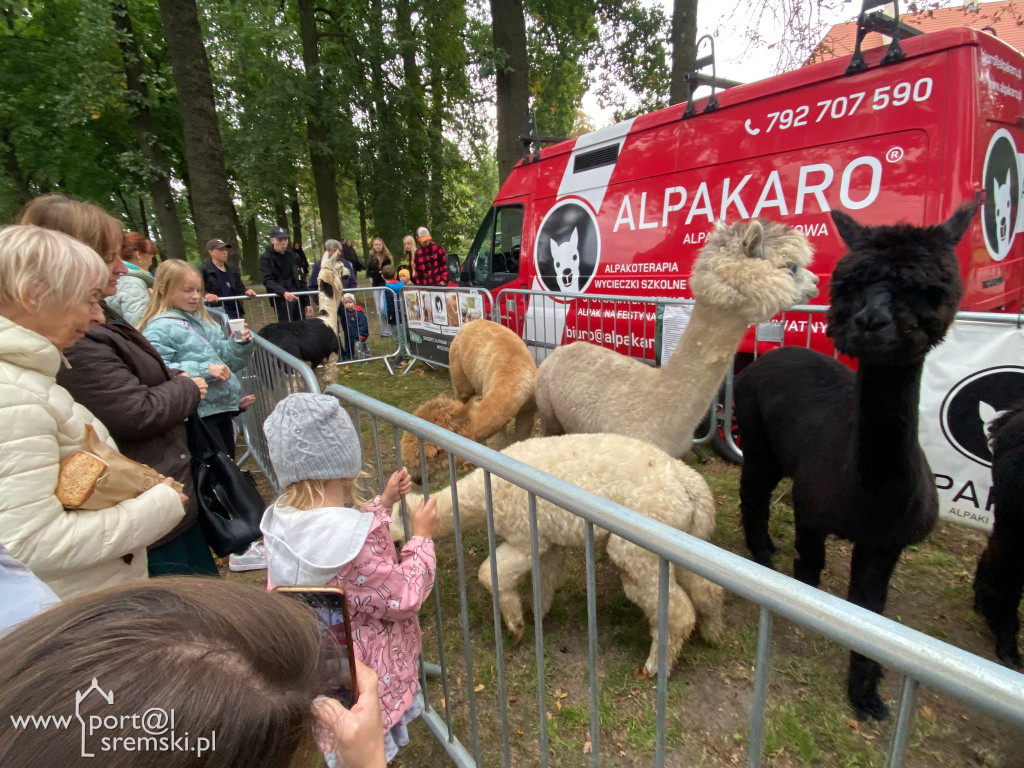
[20, 195, 214, 577]
[0, 224, 186, 598]
[106, 231, 156, 326]
[308, 238, 356, 290]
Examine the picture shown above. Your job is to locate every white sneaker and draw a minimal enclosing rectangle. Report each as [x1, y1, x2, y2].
[228, 541, 267, 572]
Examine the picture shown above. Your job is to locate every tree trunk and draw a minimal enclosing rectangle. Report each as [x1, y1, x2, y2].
[427, 56, 445, 239]
[490, 0, 529, 185]
[355, 175, 369, 265]
[230, 203, 259, 276]
[668, 0, 699, 106]
[112, 0, 187, 260]
[395, 0, 429, 226]
[274, 199, 289, 230]
[290, 186, 303, 249]
[296, 0, 341, 242]
[0, 126, 31, 204]
[156, 0, 238, 264]
[137, 195, 150, 239]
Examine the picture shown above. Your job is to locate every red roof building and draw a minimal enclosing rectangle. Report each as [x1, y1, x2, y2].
[810, 1, 1024, 63]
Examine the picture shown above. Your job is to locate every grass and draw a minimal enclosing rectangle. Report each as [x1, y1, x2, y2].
[231, 357, 1023, 768]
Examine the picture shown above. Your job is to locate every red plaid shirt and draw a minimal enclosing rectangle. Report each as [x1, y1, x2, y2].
[413, 242, 449, 286]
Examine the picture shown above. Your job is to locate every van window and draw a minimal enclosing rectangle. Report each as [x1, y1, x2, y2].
[468, 205, 523, 287]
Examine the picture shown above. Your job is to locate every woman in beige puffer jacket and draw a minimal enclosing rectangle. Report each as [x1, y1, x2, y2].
[0, 225, 185, 598]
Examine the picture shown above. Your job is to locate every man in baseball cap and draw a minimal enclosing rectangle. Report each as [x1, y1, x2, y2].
[259, 226, 309, 322]
[200, 237, 255, 320]
[412, 226, 450, 286]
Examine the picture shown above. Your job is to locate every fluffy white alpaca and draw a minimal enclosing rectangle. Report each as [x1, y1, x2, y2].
[393, 433, 725, 677]
[534, 219, 818, 458]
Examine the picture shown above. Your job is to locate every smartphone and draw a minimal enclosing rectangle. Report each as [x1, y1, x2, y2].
[274, 586, 358, 708]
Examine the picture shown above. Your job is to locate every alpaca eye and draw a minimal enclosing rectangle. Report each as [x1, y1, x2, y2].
[786, 264, 799, 276]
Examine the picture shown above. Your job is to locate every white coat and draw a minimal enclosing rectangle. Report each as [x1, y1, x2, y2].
[0, 315, 184, 598]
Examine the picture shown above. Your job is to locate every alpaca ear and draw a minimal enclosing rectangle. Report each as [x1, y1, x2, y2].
[942, 202, 978, 245]
[742, 220, 764, 259]
[830, 209, 867, 248]
[569, 228, 578, 249]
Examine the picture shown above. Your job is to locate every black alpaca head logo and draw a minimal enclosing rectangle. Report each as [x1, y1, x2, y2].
[981, 129, 1020, 261]
[535, 198, 600, 296]
[826, 205, 975, 366]
[940, 367, 1024, 467]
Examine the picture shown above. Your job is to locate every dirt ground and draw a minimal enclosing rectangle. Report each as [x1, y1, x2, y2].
[226, 357, 1024, 768]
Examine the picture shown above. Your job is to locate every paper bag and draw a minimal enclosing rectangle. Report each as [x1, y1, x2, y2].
[61, 425, 183, 510]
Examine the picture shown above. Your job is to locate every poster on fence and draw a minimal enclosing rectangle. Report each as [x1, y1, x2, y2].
[918, 319, 1024, 532]
[404, 290, 484, 365]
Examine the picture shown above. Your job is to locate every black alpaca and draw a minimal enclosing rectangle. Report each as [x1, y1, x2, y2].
[734, 204, 975, 720]
[973, 402, 1024, 667]
[258, 319, 338, 368]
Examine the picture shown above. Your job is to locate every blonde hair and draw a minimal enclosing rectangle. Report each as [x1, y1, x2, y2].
[402, 235, 415, 254]
[19, 195, 123, 263]
[0, 225, 107, 310]
[370, 237, 393, 264]
[139, 259, 212, 330]
[280, 477, 367, 511]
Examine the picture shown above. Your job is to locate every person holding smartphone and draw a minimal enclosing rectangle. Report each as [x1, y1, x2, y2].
[262, 393, 439, 763]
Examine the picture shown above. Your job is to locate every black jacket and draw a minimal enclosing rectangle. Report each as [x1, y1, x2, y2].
[366, 253, 393, 287]
[258, 245, 303, 296]
[199, 261, 248, 318]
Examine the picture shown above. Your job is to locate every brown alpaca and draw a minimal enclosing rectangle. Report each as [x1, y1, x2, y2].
[402, 319, 537, 480]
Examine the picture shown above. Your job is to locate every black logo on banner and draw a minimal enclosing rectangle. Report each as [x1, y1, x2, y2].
[940, 366, 1024, 467]
[982, 129, 1020, 261]
[535, 198, 601, 296]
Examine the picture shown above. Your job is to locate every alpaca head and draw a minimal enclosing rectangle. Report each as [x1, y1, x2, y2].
[317, 255, 348, 330]
[689, 219, 817, 323]
[826, 204, 974, 366]
[550, 228, 580, 293]
[401, 395, 472, 482]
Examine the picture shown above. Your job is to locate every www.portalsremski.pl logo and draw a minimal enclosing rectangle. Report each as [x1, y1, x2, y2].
[8, 678, 216, 758]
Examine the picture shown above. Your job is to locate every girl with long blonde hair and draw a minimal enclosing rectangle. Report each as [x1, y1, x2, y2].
[141, 260, 255, 457]
[365, 236, 394, 337]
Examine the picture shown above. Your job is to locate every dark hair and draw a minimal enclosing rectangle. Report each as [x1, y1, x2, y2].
[381, 264, 396, 280]
[0, 578, 325, 767]
[19, 195, 123, 263]
[122, 231, 157, 263]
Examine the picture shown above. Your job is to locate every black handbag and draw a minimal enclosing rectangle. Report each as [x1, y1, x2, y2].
[186, 417, 265, 557]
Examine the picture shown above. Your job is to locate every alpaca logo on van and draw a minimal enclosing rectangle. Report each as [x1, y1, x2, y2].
[535, 198, 600, 296]
[939, 366, 1024, 467]
[981, 129, 1021, 261]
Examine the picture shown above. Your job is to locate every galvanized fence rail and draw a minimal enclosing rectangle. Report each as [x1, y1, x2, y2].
[323, 383, 1024, 768]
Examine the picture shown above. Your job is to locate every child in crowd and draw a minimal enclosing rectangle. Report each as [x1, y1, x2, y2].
[382, 265, 410, 366]
[341, 292, 370, 360]
[140, 260, 256, 457]
[261, 393, 439, 763]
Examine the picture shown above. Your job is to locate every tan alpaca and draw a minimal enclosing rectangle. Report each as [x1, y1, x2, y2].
[394, 433, 725, 677]
[534, 219, 818, 458]
[402, 319, 537, 479]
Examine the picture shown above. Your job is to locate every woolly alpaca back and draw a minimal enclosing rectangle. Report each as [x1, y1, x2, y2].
[689, 219, 817, 324]
[449, 319, 537, 396]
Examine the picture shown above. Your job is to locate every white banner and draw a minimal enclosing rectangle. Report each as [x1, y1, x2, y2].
[919, 319, 1024, 531]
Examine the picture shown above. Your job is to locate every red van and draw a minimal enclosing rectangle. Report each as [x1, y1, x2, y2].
[463, 27, 1023, 362]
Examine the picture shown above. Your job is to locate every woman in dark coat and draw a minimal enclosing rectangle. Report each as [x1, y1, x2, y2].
[21, 196, 215, 577]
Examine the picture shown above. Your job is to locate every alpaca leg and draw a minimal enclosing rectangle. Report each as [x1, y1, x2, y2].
[607, 535, 696, 678]
[676, 569, 725, 642]
[477, 542, 536, 642]
[793, 525, 827, 587]
[513, 398, 537, 443]
[973, 533, 1024, 667]
[738, 450, 783, 567]
[535, 389, 564, 436]
[449, 353, 474, 402]
[846, 544, 903, 720]
[536, 546, 565, 619]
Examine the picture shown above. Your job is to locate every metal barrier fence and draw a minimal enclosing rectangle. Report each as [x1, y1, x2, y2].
[324, 383, 1024, 768]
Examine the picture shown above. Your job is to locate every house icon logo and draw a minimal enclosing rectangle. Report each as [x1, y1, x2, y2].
[76, 678, 114, 758]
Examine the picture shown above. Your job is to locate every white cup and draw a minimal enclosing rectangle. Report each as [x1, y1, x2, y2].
[227, 318, 246, 338]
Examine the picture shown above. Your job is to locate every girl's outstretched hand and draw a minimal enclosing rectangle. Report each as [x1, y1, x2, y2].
[380, 468, 412, 507]
[412, 498, 440, 539]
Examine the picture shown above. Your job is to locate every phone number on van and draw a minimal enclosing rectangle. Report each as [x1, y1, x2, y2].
[743, 77, 934, 136]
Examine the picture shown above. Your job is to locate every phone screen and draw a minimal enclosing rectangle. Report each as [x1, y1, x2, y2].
[274, 587, 357, 708]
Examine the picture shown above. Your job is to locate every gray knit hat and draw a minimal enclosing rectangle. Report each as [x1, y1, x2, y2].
[264, 393, 362, 486]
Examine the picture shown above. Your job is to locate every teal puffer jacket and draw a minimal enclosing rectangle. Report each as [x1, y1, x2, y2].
[142, 310, 254, 418]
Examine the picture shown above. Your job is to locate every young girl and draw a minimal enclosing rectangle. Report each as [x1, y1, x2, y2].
[261, 393, 439, 763]
[365, 237, 394, 338]
[140, 260, 255, 457]
[341, 293, 370, 359]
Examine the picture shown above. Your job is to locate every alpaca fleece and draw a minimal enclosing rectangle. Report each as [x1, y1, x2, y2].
[402, 319, 536, 480]
[973, 402, 1024, 667]
[394, 433, 724, 677]
[534, 219, 818, 458]
[734, 204, 975, 720]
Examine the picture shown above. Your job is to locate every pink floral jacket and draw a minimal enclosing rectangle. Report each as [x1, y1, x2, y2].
[328, 499, 436, 731]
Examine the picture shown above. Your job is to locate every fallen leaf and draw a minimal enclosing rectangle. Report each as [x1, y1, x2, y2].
[508, 695, 519, 704]
[556, 701, 562, 711]
[583, 737, 592, 755]
[921, 705, 935, 721]
[440, 698, 446, 709]
[846, 718, 860, 731]
[559, 691, 568, 700]
[516, 729, 524, 736]
[474, 684, 485, 693]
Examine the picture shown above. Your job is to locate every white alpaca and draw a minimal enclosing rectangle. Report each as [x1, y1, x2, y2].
[394, 434, 725, 677]
[534, 219, 818, 458]
[994, 170, 1013, 251]
[550, 228, 580, 292]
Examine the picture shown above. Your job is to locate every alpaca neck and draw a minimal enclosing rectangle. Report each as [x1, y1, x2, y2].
[659, 302, 752, 447]
[406, 470, 488, 538]
[852, 363, 924, 480]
